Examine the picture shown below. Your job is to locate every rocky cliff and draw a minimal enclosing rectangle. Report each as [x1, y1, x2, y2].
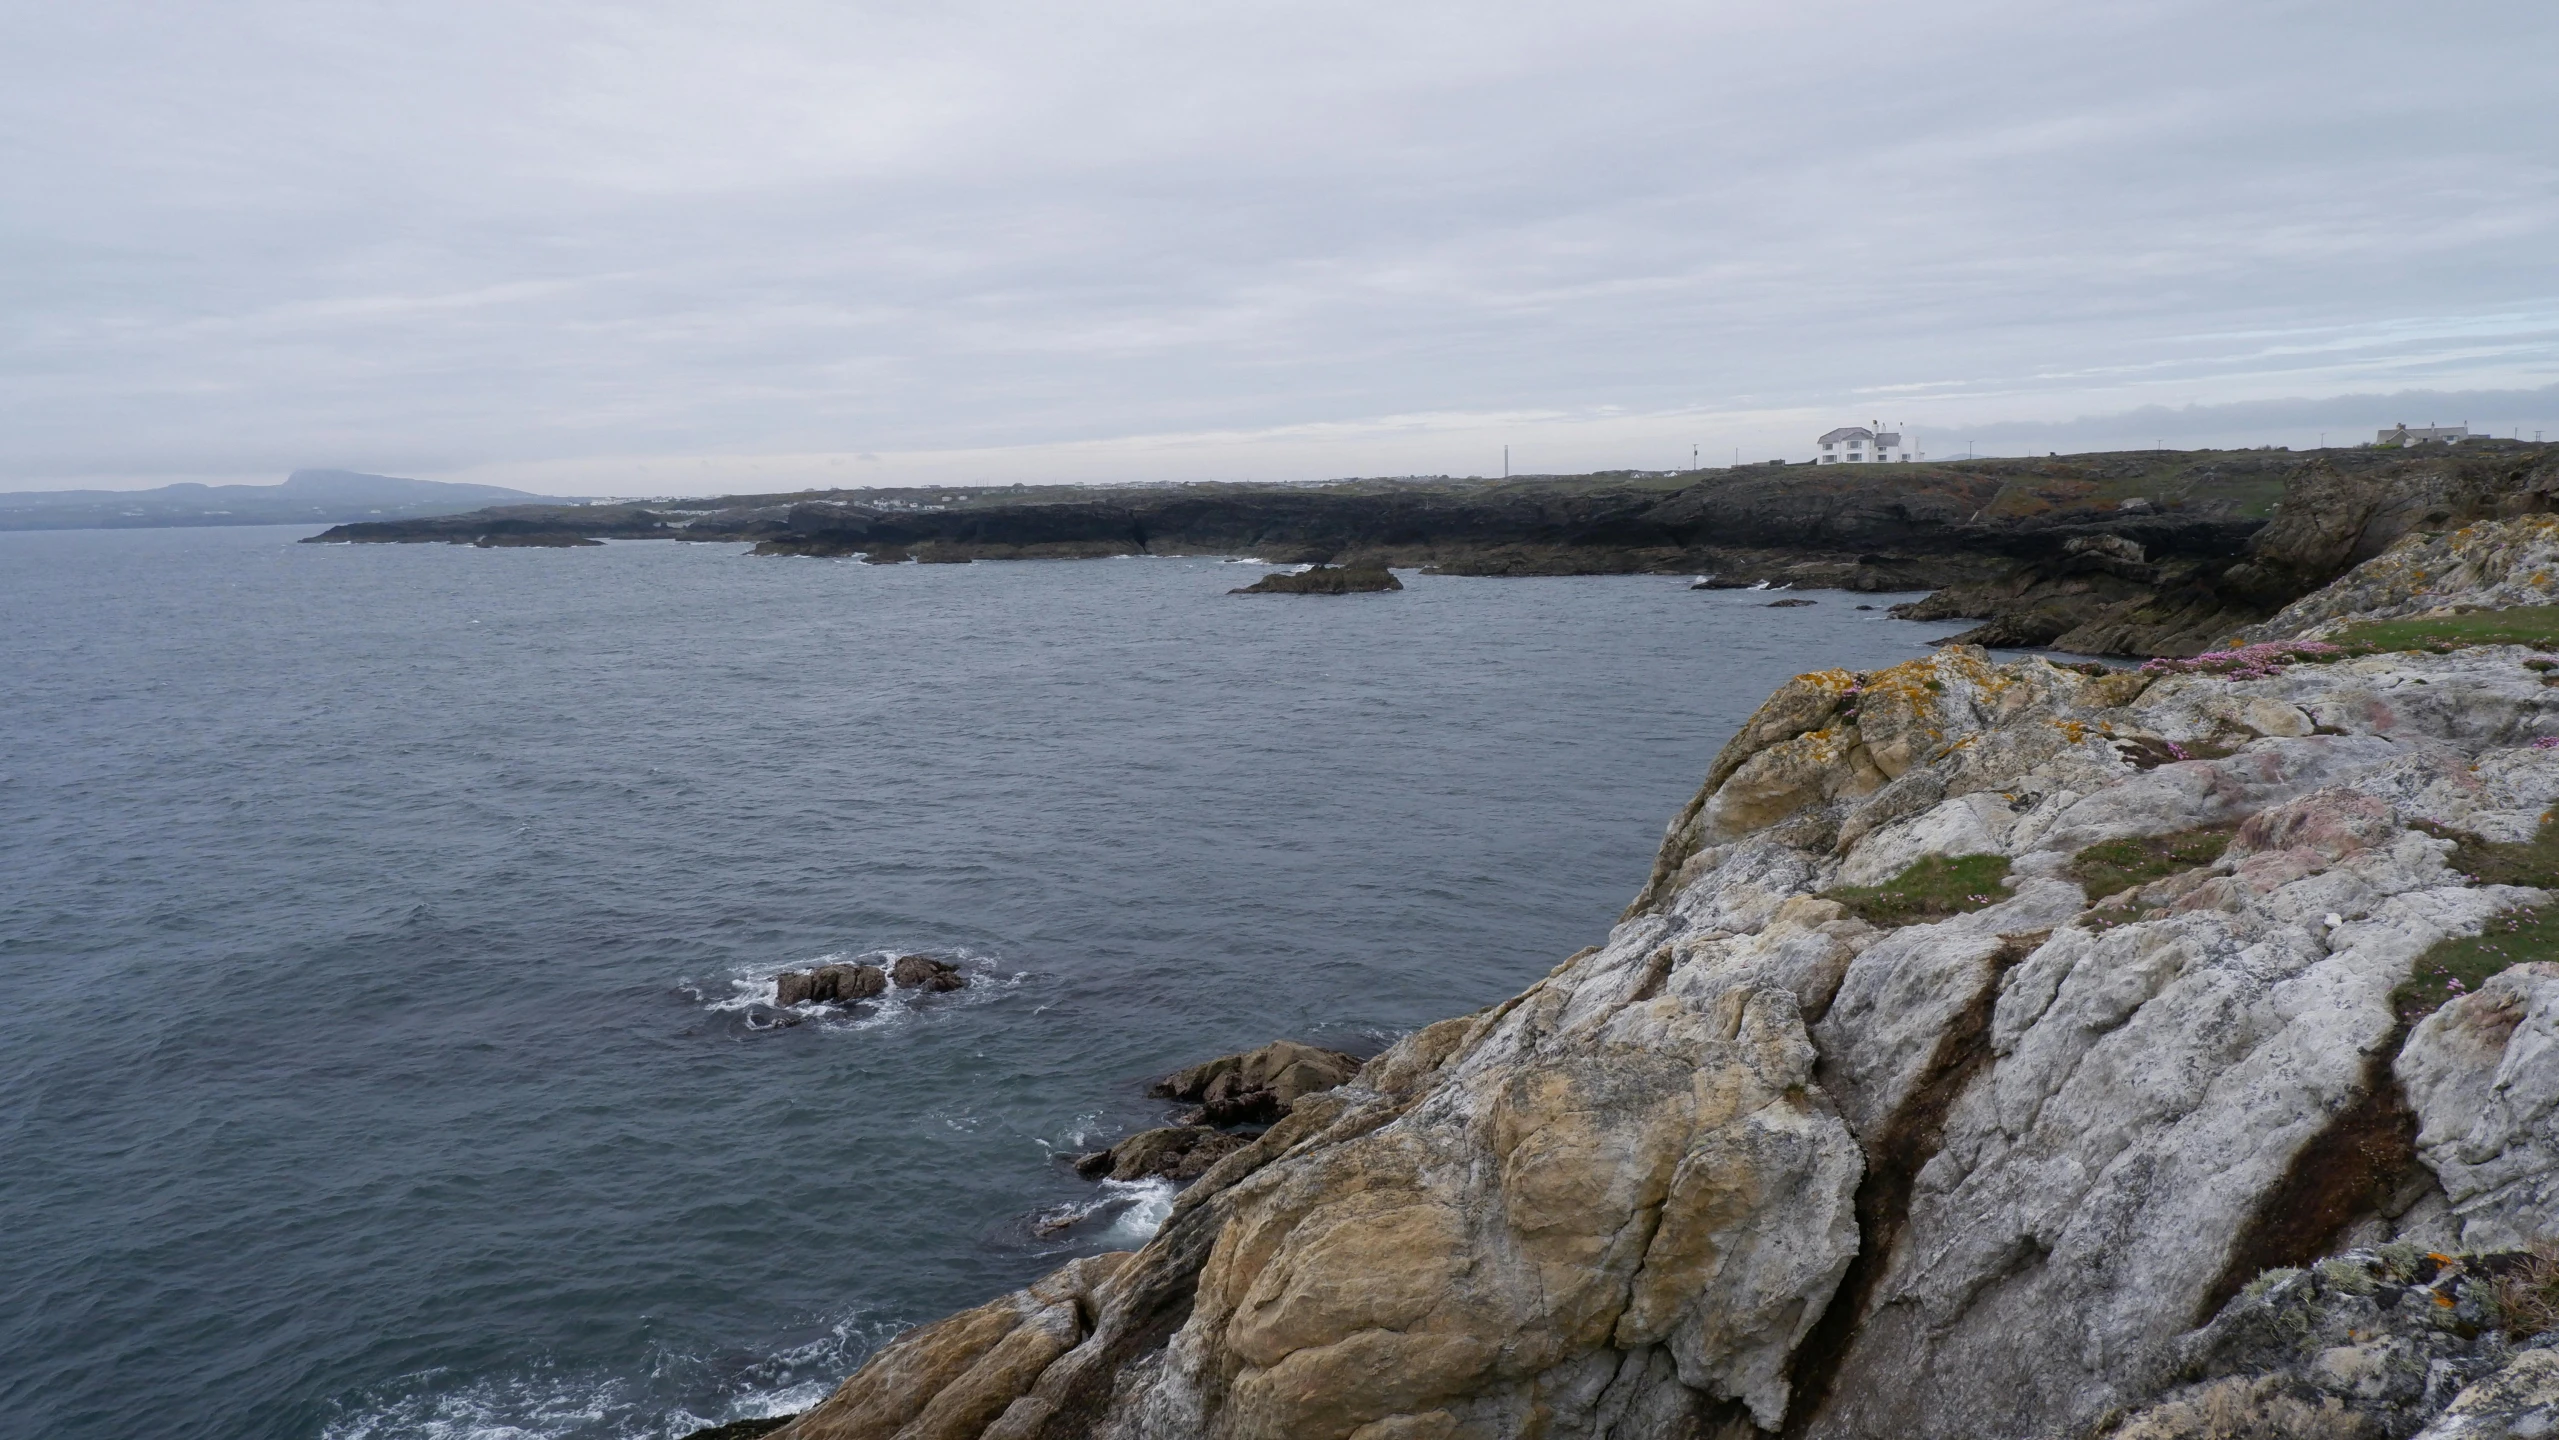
[750, 517, 2559, 1440]
[303, 445, 2559, 659]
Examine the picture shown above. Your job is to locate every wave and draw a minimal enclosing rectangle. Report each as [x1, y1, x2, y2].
[320, 1313, 902, 1440]
[1024, 1177, 1178, 1245]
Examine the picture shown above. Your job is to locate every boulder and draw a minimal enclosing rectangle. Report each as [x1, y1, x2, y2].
[891, 955, 966, 992]
[1148, 1039, 1363, 1124]
[1765, 596, 1818, 608]
[2398, 962, 2559, 1250]
[1069, 1125, 1254, 1183]
[774, 963, 887, 1006]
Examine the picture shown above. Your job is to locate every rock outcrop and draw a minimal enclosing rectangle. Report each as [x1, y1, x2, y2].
[1149, 1041, 1364, 1126]
[762, 524, 2559, 1440]
[1228, 564, 1402, 594]
[1071, 1126, 1257, 1183]
[893, 955, 968, 992]
[776, 962, 887, 1006]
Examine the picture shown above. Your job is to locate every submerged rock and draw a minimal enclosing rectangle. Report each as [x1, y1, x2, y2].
[1229, 564, 1402, 594]
[1764, 597, 1818, 608]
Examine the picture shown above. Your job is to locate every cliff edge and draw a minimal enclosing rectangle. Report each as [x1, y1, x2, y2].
[747, 519, 2559, 1440]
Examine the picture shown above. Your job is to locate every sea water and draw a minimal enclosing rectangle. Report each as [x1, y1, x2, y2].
[0, 526, 1951, 1439]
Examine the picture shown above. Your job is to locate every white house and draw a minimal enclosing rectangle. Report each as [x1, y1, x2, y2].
[2376, 422, 2470, 446]
[1817, 425, 1906, 463]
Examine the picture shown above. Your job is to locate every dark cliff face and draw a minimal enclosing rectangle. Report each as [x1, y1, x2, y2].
[300, 445, 2559, 657]
[1901, 446, 2559, 655]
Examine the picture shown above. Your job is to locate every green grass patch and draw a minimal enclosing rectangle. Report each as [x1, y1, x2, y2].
[1823, 853, 2014, 927]
[2331, 605, 2559, 653]
[2395, 906, 2559, 1024]
[2414, 820, 2559, 889]
[2069, 826, 2236, 901]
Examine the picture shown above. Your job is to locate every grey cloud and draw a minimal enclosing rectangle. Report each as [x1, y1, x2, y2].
[2, 0, 2554, 489]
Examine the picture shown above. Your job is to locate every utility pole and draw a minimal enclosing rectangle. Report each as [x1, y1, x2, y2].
[1692, 444, 1698, 472]
[1503, 445, 1509, 479]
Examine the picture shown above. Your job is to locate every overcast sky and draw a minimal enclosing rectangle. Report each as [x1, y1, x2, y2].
[5, 0, 2555, 494]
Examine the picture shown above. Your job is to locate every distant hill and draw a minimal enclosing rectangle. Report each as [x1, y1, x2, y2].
[0, 469, 566, 531]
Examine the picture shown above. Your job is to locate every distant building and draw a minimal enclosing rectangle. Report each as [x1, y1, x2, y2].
[2377, 422, 2469, 446]
[1817, 425, 1906, 463]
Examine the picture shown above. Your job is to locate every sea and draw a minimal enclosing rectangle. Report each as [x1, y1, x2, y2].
[0, 525, 1952, 1440]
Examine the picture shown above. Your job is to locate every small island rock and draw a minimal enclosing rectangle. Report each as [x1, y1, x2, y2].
[1229, 564, 1401, 595]
[773, 962, 887, 1006]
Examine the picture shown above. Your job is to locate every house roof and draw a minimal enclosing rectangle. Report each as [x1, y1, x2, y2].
[1818, 427, 1873, 443]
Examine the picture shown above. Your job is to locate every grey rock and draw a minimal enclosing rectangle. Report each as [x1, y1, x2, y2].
[2400, 964, 2559, 1250]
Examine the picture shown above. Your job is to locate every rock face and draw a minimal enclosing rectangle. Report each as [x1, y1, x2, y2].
[2102, 1248, 2559, 1440]
[2240, 514, 2559, 643]
[767, 525, 2559, 1440]
[2399, 963, 2559, 1252]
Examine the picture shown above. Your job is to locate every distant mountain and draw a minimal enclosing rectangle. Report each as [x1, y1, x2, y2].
[0, 470, 567, 531]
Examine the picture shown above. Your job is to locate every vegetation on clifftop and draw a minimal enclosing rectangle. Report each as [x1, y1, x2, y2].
[1821, 853, 2014, 926]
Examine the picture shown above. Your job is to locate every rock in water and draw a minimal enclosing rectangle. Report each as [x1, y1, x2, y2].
[1765, 596, 1818, 607]
[1148, 1039, 1362, 1124]
[1228, 564, 1402, 595]
[773, 963, 887, 1006]
[1069, 1125, 1254, 1182]
[890, 954, 966, 992]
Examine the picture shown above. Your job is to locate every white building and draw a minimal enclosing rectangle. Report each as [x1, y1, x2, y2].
[1816, 425, 1906, 463]
[2376, 422, 2470, 446]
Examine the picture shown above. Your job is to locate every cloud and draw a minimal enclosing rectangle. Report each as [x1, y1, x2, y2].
[3, 0, 2555, 490]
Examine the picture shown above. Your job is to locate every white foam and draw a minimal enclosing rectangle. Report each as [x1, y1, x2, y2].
[1100, 1178, 1177, 1243]
[325, 1310, 902, 1440]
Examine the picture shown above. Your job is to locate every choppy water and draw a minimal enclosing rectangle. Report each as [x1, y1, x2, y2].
[0, 526, 1948, 1439]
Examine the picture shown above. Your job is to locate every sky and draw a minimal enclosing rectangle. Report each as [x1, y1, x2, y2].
[3, 0, 2555, 495]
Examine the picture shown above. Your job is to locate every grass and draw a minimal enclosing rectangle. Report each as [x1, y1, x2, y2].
[1822, 853, 2013, 926]
[2393, 906, 2559, 1024]
[2491, 1244, 2559, 1339]
[2416, 819, 2559, 889]
[2069, 826, 2236, 901]
[2330, 605, 2559, 652]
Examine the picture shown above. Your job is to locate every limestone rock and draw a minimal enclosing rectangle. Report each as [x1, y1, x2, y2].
[2399, 963, 2559, 1250]
[2243, 515, 2559, 642]
[763, 519, 2559, 1440]
[2412, 1348, 2559, 1439]
[772, 1252, 1133, 1440]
